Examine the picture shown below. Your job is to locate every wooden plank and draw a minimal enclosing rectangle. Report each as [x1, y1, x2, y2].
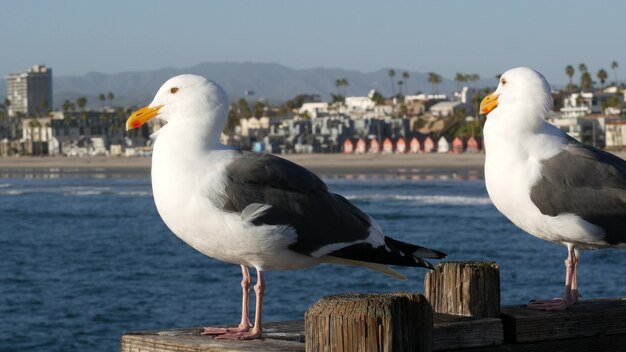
[120, 321, 304, 352]
[305, 292, 433, 352]
[433, 313, 503, 351]
[438, 333, 626, 352]
[500, 297, 626, 343]
[425, 261, 501, 318]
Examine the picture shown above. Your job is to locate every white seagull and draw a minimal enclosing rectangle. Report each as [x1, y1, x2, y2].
[126, 74, 446, 339]
[481, 67, 626, 310]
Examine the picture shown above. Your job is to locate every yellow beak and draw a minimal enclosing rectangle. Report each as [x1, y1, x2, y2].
[479, 93, 499, 115]
[126, 105, 163, 131]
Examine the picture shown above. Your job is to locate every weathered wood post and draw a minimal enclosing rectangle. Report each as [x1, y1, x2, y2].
[305, 292, 433, 352]
[424, 261, 500, 318]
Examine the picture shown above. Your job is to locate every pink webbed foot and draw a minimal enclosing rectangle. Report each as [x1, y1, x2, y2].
[201, 324, 251, 335]
[215, 327, 262, 340]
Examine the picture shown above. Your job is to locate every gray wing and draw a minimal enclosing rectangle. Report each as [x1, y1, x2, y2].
[530, 140, 626, 245]
[219, 151, 445, 267]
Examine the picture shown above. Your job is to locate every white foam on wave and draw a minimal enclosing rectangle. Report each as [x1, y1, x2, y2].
[0, 189, 24, 195]
[0, 183, 11, 188]
[344, 194, 492, 205]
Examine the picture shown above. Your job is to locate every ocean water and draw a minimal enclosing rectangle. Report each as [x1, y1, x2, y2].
[1, 169, 624, 351]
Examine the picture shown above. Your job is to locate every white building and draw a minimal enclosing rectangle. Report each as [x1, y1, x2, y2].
[548, 115, 605, 147]
[605, 120, 626, 149]
[240, 116, 270, 137]
[5, 65, 52, 117]
[405, 93, 447, 103]
[344, 96, 375, 112]
[429, 101, 465, 118]
[298, 102, 329, 118]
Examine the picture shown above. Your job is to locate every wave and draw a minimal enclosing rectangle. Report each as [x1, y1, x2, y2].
[344, 194, 492, 205]
[0, 188, 151, 197]
[0, 183, 11, 188]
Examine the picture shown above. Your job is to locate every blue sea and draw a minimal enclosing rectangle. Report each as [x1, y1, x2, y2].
[1, 168, 624, 351]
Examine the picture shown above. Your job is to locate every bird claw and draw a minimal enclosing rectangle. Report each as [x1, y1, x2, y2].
[215, 329, 262, 340]
[201, 325, 251, 335]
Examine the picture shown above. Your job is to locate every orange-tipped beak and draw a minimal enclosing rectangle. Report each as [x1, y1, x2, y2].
[480, 93, 499, 115]
[126, 105, 163, 131]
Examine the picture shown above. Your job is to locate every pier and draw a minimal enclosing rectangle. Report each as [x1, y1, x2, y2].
[120, 261, 626, 351]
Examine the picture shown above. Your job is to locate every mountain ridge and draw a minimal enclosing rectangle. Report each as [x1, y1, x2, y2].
[1, 62, 495, 109]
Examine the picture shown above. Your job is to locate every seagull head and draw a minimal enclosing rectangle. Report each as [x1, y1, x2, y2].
[126, 74, 228, 134]
[480, 67, 552, 127]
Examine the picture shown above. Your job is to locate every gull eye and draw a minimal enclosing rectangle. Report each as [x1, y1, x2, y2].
[501, 78, 507, 85]
[170, 87, 179, 94]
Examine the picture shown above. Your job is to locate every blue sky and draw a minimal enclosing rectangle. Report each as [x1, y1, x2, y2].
[2, 0, 624, 86]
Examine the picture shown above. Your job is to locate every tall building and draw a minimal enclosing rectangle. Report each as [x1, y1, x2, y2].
[5, 64, 53, 117]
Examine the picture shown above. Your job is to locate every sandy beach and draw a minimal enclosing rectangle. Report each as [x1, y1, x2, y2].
[1, 152, 624, 176]
[0, 153, 486, 176]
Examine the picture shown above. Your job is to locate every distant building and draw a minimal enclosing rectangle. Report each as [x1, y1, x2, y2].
[429, 101, 467, 118]
[548, 115, 605, 148]
[5, 65, 53, 117]
[605, 119, 626, 150]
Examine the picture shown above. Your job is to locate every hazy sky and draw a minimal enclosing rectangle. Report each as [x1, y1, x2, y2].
[2, 0, 625, 86]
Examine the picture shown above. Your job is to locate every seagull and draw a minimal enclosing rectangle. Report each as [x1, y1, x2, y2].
[126, 74, 446, 339]
[481, 67, 626, 310]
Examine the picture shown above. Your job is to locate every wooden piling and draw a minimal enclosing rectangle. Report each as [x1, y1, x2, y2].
[425, 261, 504, 350]
[425, 261, 500, 318]
[304, 292, 433, 352]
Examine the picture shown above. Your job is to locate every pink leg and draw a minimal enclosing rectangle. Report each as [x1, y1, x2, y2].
[202, 265, 252, 335]
[217, 269, 264, 340]
[527, 245, 579, 310]
[569, 248, 580, 304]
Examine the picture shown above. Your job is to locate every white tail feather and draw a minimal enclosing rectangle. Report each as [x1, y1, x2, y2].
[321, 255, 407, 281]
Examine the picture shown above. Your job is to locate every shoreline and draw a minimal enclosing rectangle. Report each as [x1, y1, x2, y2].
[0, 153, 486, 176]
[1, 151, 624, 176]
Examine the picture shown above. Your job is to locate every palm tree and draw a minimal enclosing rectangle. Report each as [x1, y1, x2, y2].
[565, 65, 575, 92]
[388, 69, 396, 97]
[402, 71, 410, 95]
[597, 69, 608, 88]
[335, 79, 342, 96]
[581, 71, 593, 91]
[237, 98, 252, 119]
[341, 78, 349, 96]
[468, 74, 480, 90]
[369, 90, 385, 106]
[62, 100, 71, 112]
[334, 78, 349, 97]
[107, 92, 115, 107]
[76, 97, 87, 112]
[397, 80, 404, 98]
[611, 61, 619, 86]
[578, 63, 588, 90]
[428, 72, 442, 94]
[253, 101, 266, 118]
[454, 73, 467, 93]
[98, 93, 106, 111]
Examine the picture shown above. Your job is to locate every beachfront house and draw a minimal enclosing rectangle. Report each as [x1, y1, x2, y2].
[451, 137, 464, 154]
[382, 138, 393, 154]
[423, 136, 435, 153]
[437, 136, 451, 153]
[409, 137, 421, 153]
[368, 138, 380, 153]
[355, 138, 366, 154]
[466, 136, 481, 153]
[343, 138, 354, 154]
[395, 137, 406, 154]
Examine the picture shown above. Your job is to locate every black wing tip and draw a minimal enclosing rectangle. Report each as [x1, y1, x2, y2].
[432, 249, 447, 259]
